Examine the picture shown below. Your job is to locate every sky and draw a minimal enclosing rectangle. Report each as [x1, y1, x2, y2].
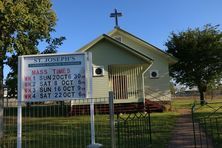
[4, 0, 222, 79]
[46, 0, 222, 53]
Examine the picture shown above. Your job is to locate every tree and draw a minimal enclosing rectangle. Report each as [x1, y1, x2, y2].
[165, 24, 222, 104]
[0, 0, 64, 139]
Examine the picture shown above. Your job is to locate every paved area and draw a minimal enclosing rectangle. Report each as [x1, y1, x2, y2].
[167, 109, 213, 148]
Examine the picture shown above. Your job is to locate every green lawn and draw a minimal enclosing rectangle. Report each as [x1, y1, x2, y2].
[2, 98, 221, 147]
[2, 115, 111, 148]
[171, 97, 197, 110]
[171, 97, 222, 147]
[150, 112, 179, 148]
[192, 100, 222, 147]
[1, 105, 179, 148]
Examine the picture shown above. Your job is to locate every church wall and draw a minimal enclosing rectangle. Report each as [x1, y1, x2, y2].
[110, 32, 172, 101]
[87, 39, 147, 98]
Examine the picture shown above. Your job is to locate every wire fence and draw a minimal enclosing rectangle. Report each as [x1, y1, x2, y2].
[1, 98, 112, 148]
[192, 101, 222, 148]
[116, 112, 152, 148]
[1, 96, 178, 148]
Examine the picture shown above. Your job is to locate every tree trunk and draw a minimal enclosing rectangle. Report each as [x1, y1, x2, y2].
[198, 85, 206, 105]
[0, 62, 4, 140]
[199, 91, 205, 105]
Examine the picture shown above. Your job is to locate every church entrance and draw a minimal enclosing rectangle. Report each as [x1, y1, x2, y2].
[108, 64, 150, 102]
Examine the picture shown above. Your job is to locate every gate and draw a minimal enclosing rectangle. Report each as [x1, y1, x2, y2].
[192, 101, 222, 148]
[116, 111, 152, 148]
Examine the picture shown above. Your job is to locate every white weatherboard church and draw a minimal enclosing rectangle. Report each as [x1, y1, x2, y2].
[75, 27, 177, 106]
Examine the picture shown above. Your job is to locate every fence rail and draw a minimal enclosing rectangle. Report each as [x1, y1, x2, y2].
[1, 95, 177, 148]
[1, 98, 112, 148]
[192, 101, 222, 148]
[116, 112, 152, 148]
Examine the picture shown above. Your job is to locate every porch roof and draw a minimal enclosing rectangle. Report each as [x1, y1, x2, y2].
[77, 34, 153, 63]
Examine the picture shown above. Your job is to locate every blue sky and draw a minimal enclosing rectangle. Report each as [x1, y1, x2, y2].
[4, 0, 222, 79]
[47, 0, 222, 53]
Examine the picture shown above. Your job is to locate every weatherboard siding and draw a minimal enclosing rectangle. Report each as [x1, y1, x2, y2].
[111, 32, 171, 101]
[92, 73, 109, 98]
[90, 40, 146, 65]
[89, 40, 147, 98]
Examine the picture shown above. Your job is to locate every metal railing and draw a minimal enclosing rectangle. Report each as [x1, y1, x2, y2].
[1, 92, 178, 148]
[116, 112, 152, 148]
[1, 98, 112, 148]
[145, 87, 172, 111]
[192, 101, 222, 148]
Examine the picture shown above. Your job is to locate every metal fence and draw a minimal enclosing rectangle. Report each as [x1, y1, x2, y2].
[1, 96, 176, 148]
[192, 101, 222, 148]
[116, 112, 152, 148]
[1, 98, 112, 148]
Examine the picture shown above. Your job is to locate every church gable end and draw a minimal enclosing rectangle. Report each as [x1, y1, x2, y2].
[108, 28, 177, 65]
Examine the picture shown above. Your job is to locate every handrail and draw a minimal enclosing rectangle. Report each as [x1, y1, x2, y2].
[191, 101, 197, 147]
[145, 87, 171, 98]
[145, 88, 172, 105]
[144, 88, 172, 110]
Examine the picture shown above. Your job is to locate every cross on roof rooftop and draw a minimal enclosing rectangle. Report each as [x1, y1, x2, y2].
[110, 9, 122, 28]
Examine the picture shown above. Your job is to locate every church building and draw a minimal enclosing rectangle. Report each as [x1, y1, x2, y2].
[76, 27, 177, 106]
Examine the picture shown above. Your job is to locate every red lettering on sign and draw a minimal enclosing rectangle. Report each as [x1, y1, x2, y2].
[52, 68, 70, 74]
[25, 88, 31, 93]
[25, 82, 31, 87]
[32, 69, 48, 75]
[24, 94, 31, 100]
[25, 76, 31, 81]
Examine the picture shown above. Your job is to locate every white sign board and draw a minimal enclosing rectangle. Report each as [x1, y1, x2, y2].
[18, 53, 89, 102]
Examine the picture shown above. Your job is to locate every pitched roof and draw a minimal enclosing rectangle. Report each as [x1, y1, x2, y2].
[108, 27, 178, 64]
[77, 34, 153, 63]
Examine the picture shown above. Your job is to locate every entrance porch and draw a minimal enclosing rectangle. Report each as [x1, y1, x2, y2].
[108, 64, 150, 104]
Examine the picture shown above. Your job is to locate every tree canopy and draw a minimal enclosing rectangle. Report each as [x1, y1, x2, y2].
[165, 24, 222, 103]
[0, 0, 65, 139]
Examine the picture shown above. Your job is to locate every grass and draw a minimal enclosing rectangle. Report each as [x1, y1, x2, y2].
[115, 112, 179, 148]
[2, 115, 111, 148]
[171, 97, 222, 147]
[150, 112, 179, 148]
[171, 97, 198, 110]
[1, 104, 179, 148]
[191, 99, 222, 147]
[6, 97, 222, 147]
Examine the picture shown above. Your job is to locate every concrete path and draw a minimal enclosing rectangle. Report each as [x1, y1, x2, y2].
[167, 109, 213, 148]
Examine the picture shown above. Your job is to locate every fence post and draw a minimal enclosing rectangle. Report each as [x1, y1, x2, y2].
[191, 104, 196, 148]
[0, 97, 3, 140]
[109, 91, 116, 148]
[87, 52, 102, 148]
[148, 106, 152, 145]
[117, 113, 120, 146]
[17, 56, 22, 148]
[204, 118, 209, 147]
[17, 100, 22, 148]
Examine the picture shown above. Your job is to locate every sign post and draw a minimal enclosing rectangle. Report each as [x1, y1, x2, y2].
[17, 56, 23, 148]
[17, 53, 91, 147]
[87, 53, 102, 148]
